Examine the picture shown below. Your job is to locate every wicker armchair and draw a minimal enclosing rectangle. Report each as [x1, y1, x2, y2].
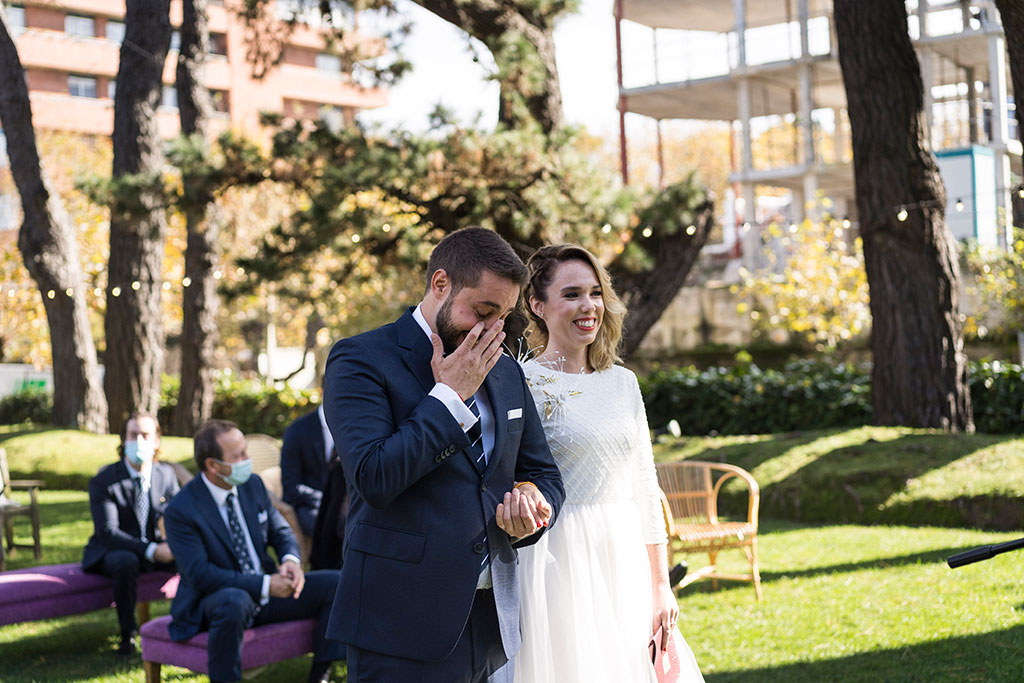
[243, 434, 312, 563]
[0, 447, 44, 572]
[656, 460, 762, 601]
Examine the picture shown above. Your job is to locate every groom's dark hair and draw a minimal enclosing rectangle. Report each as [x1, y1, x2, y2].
[426, 227, 527, 293]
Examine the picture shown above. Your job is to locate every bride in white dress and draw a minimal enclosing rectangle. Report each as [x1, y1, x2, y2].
[513, 244, 704, 683]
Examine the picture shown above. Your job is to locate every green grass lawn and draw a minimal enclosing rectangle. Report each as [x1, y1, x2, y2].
[3, 425, 1024, 681]
[656, 426, 1024, 529]
[0, 426, 195, 489]
[2, 492, 1022, 682]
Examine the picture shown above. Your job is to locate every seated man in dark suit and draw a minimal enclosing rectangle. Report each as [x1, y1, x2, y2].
[280, 405, 334, 537]
[164, 419, 344, 683]
[82, 412, 179, 656]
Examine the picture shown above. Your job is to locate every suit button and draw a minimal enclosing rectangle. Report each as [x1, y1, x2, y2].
[480, 483, 487, 492]
[473, 543, 484, 554]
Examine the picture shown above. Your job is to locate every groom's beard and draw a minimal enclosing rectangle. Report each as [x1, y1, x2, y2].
[435, 295, 463, 355]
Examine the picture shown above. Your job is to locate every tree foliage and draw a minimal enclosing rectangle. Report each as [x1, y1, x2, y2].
[737, 210, 871, 351]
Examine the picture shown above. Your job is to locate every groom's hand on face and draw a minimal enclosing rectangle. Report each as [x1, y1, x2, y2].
[430, 319, 506, 399]
[496, 487, 544, 539]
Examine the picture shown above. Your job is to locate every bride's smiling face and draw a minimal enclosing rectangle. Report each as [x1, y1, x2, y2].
[530, 259, 604, 355]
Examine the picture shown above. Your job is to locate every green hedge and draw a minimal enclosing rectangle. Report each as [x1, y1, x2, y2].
[157, 375, 317, 437]
[5, 359, 1023, 437]
[640, 358, 1024, 435]
[0, 388, 53, 425]
[639, 359, 872, 435]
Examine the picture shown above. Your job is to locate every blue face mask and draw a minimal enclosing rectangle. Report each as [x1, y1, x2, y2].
[124, 439, 155, 467]
[216, 458, 253, 487]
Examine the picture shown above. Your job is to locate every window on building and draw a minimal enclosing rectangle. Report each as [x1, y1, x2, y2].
[161, 85, 178, 109]
[315, 53, 342, 74]
[65, 14, 95, 38]
[106, 20, 125, 44]
[68, 74, 98, 98]
[209, 32, 228, 56]
[210, 89, 230, 114]
[8, 6, 25, 33]
[107, 79, 116, 99]
[319, 105, 345, 132]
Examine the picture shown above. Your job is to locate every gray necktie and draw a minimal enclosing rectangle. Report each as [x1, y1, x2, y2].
[134, 477, 150, 543]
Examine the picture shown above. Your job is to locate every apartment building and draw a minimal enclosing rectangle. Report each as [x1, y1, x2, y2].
[2, 0, 387, 139]
[615, 0, 1021, 263]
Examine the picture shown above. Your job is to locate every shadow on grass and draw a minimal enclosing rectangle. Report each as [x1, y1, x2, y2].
[0, 424, 51, 443]
[759, 433, 1020, 528]
[704, 623, 1024, 682]
[668, 431, 827, 473]
[758, 544, 979, 582]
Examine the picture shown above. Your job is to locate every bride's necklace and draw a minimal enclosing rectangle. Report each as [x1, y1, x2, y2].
[535, 351, 591, 375]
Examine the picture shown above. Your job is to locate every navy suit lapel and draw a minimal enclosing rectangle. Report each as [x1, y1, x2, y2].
[193, 479, 236, 559]
[481, 366, 506, 480]
[239, 484, 265, 565]
[397, 309, 437, 395]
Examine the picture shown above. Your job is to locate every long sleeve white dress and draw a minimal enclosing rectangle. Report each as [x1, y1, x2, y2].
[514, 360, 704, 683]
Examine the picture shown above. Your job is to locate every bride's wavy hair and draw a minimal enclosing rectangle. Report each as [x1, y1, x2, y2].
[524, 244, 626, 372]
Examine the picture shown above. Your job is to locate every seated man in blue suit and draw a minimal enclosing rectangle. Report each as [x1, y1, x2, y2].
[324, 227, 565, 682]
[281, 405, 334, 537]
[82, 411, 179, 656]
[164, 419, 344, 683]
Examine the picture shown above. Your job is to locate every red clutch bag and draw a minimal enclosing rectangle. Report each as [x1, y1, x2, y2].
[648, 624, 692, 683]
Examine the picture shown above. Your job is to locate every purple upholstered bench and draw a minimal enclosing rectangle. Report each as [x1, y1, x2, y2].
[141, 614, 317, 683]
[0, 563, 178, 627]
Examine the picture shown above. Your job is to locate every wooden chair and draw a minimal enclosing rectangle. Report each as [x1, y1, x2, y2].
[656, 460, 762, 601]
[0, 447, 44, 572]
[243, 434, 312, 563]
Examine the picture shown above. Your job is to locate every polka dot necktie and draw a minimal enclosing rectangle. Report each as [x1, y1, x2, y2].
[134, 478, 150, 543]
[225, 493, 258, 574]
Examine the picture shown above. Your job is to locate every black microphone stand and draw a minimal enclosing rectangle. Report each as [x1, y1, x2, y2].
[947, 537, 1024, 569]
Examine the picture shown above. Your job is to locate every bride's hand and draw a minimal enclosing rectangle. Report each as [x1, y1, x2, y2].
[652, 582, 679, 651]
[514, 482, 552, 527]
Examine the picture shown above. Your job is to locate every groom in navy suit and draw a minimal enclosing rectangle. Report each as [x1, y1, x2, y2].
[164, 419, 344, 683]
[323, 227, 565, 682]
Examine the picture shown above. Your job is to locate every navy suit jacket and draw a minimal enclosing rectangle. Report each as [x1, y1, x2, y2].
[323, 308, 565, 662]
[163, 473, 299, 641]
[281, 409, 328, 510]
[82, 460, 179, 572]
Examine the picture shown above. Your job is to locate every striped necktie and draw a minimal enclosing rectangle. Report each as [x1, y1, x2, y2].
[466, 396, 490, 587]
[466, 396, 485, 467]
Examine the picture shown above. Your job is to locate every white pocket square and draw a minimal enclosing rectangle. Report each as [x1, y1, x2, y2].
[507, 408, 523, 420]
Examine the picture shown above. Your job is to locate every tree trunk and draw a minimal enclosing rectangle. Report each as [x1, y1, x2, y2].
[608, 199, 714, 359]
[413, 0, 565, 134]
[172, 0, 220, 437]
[994, 0, 1024, 230]
[834, 0, 972, 431]
[105, 0, 172, 434]
[0, 10, 107, 432]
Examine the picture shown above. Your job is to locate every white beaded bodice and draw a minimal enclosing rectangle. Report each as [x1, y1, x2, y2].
[522, 360, 668, 545]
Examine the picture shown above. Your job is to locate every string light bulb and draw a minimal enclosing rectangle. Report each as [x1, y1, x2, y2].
[955, 199, 964, 212]
[601, 224, 612, 234]
[897, 206, 909, 222]
[641, 226, 653, 238]
[842, 217, 851, 229]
